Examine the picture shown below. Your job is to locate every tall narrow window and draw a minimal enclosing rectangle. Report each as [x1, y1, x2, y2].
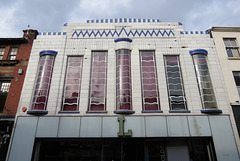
[88, 51, 107, 112]
[164, 56, 187, 111]
[233, 72, 240, 96]
[8, 47, 18, 60]
[62, 56, 83, 111]
[223, 38, 239, 57]
[140, 51, 160, 111]
[31, 50, 57, 111]
[116, 49, 132, 111]
[190, 49, 219, 112]
[0, 48, 4, 60]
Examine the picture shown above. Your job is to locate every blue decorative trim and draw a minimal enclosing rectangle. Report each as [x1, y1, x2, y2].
[48, 32, 51, 35]
[87, 20, 90, 23]
[58, 111, 80, 114]
[148, 19, 150, 22]
[106, 19, 108, 23]
[178, 22, 183, 25]
[129, 19, 132, 22]
[63, 23, 68, 26]
[72, 27, 175, 38]
[38, 32, 41, 35]
[185, 31, 188, 34]
[27, 110, 48, 115]
[86, 111, 108, 114]
[169, 110, 191, 113]
[205, 31, 209, 34]
[43, 32, 46, 35]
[114, 38, 132, 43]
[200, 31, 204, 34]
[39, 50, 58, 56]
[58, 32, 61, 35]
[101, 19, 104, 23]
[91, 20, 94, 23]
[134, 19, 136, 22]
[120, 18, 122, 22]
[152, 19, 155, 22]
[110, 19, 113, 23]
[190, 31, 193, 34]
[114, 110, 135, 114]
[124, 18, 127, 23]
[195, 31, 199, 34]
[189, 49, 208, 55]
[201, 109, 222, 114]
[115, 18, 118, 23]
[63, 32, 66, 35]
[96, 19, 99, 23]
[180, 31, 184, 34]
[157, 19, 160, 22]
[138, 19, 141, 22]
[142, 110, 163, 113]
[53, 32, 56, 35]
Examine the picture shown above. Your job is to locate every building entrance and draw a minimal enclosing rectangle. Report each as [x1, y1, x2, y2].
[31, 138, 216, 161]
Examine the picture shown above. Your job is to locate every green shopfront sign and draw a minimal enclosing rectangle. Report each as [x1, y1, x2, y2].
[118, 117, 132, 137]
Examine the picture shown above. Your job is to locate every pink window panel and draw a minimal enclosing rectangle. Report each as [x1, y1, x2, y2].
[140, 51, 160, 111]
[32, 55, 55, 110]
[62, 57, 83, 111]
[116, 50, 132, 110]
[89, 51, 107, 111]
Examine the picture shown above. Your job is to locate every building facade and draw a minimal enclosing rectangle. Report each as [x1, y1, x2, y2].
[209, 27, 240, 153]
[7, 19, 240, 161]
[0, 29, 38, 161]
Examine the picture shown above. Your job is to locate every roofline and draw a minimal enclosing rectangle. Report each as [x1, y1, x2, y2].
[208, 27, 240, 32]
[0, 38, 28, 45]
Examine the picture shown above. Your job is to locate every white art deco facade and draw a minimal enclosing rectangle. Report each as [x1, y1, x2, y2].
[7, 19, 240, 161]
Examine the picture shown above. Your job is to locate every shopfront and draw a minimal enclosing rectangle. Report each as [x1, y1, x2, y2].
[31, 137, 216, 161]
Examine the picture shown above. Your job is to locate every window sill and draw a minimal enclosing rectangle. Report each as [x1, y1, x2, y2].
[169, 110, 191, 113]
[201, 109, 222, 114]
[142, 110, 163, 113]
[27, 110, 48, 115]
[86, 111, 108, 114]
[58, 111, 80, 114]
[0, 60, 19, 66]
[228, 57, 240, 60]
[114, 110, 135, 114]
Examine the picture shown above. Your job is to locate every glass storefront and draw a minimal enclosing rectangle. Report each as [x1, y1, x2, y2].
[31, 137, 216, 161]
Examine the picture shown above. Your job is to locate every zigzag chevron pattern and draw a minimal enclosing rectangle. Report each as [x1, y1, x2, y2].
[72, 27, 175, 38]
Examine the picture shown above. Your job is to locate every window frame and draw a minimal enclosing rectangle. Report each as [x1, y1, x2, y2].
[8, 47, 18, 60]
[0, 47, 5, 60]
[164, 55, 188, 111]
[61, 56, 84, 112]
[233, 71, 240, 96]
[88, 51, 107, 112]
[139, 50, 161, 111]
[223, 38, 240, 57]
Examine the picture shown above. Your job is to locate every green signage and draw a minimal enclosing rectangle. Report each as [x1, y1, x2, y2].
[118, 117, 132, 137]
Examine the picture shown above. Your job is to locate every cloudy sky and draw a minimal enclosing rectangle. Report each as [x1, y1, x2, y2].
[1, 0, 240, 37]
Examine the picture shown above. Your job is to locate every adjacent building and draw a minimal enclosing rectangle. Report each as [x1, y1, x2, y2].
[7, 19, 240, 161]
[0, 29, 38, 161]
[209, 26, 240, 153]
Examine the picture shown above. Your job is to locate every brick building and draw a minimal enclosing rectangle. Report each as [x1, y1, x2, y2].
[0, 29, 38, 161]
[7, 19, 240, 161]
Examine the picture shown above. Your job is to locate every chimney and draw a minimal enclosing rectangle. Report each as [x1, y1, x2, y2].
[23, 29, 38, 41]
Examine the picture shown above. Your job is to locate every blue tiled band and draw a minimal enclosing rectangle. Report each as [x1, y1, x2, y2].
[39, 50, 58, 56]
[114, 38, 133, 43]
[189, 49, 208, 55]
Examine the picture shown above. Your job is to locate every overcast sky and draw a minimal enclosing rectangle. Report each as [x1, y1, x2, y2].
[1, 0, 240, 37]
